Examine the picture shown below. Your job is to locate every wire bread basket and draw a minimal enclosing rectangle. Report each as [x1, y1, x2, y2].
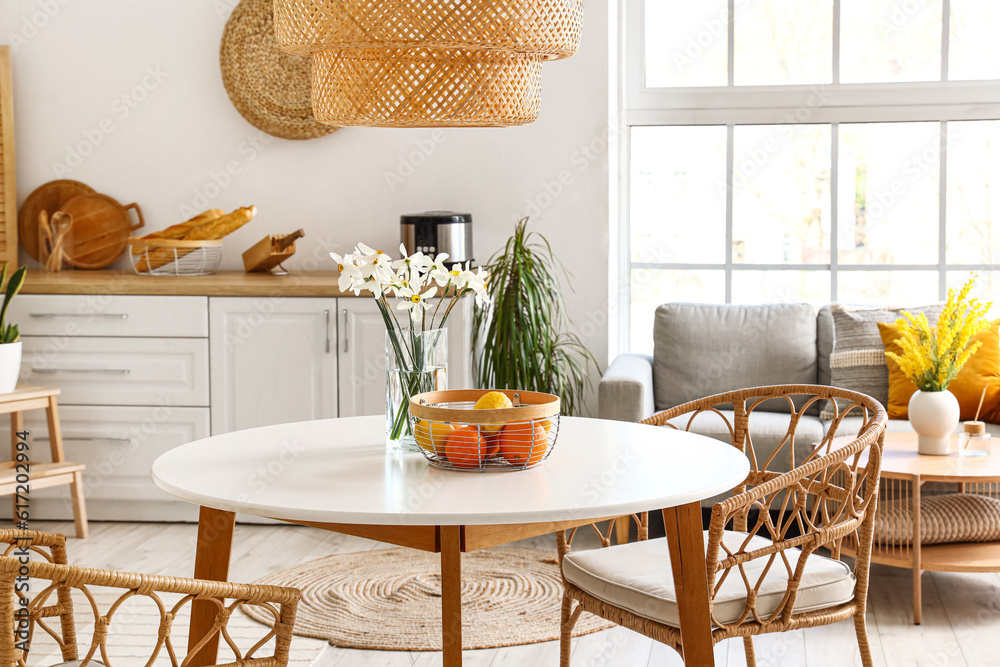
[128, 238, 223, 276]
[408, 389, 560, 472]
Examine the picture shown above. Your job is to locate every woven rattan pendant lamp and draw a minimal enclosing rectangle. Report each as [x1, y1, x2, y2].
[273, 0, 584, 127]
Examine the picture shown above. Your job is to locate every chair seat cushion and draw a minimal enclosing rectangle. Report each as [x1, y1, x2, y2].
[562, 530, 856, 627]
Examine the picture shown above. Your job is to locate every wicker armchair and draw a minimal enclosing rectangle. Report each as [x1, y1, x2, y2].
[559, 385, 887, 666]
[0, 530, 300, 667]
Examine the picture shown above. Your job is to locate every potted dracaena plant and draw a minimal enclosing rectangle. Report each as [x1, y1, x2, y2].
[472, 218, 599, 416]
[0, 263, 26, 393]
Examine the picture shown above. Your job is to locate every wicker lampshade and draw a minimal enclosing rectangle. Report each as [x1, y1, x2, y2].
[274, 0, 583, 59]
[311, 48, 543, 127]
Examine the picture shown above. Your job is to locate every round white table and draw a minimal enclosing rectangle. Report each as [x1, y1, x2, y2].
[152, 415, 749, 667]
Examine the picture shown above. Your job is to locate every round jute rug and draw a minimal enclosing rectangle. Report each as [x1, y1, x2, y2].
[242, 547, 614, 650]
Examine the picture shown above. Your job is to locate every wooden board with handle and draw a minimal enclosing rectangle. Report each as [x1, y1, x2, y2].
[18, 179, 95, 261]
[57, 193, 144, 269]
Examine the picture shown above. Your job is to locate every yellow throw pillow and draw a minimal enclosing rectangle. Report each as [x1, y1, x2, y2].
[878, 320, 1000, 423]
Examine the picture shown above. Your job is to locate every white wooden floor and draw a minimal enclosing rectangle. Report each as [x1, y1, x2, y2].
[22, 519, 1000, 667]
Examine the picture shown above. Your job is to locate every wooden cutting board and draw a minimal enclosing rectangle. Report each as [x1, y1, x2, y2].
[18, 179, 95, 261]
[57, 193, 144, 269]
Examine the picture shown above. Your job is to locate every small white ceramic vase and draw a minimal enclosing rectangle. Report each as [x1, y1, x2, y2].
[908, 389, 960, 456]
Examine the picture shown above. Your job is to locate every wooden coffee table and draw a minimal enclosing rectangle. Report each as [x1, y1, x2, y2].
[843, 431, 1000, 624]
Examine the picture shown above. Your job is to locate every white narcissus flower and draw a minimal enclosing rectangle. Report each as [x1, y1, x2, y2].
[397, 285, 438, 320]
[330, 252, 364, 293]
[460, 266, 491, 307]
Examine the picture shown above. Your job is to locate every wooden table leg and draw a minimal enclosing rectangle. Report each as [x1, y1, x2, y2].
[69, 471, 88, 539]
[188, 507, 236, 667]
[912, 476, 922, 625]
[663, 503, 715, 666]
[46, 397, 88, 539]
[441, 525, 463, 667]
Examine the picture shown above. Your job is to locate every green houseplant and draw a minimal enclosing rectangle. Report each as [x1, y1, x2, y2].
[0, 263, 27, 393]
[472, 218, 599, 415]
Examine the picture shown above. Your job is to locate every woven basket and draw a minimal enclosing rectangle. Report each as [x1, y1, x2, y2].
[274, 0, 583, 60]
[409, 389, 560, 472]
[220, 0, 338, 140]
[311, 48, 542, 128]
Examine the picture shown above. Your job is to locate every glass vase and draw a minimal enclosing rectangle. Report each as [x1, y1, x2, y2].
[386, 327, 448, 453]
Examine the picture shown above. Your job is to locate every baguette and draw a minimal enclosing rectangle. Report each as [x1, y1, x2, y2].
[183, 206, 256, 241]
[131, 209, 223, 254]
[134, 206, 256, 272]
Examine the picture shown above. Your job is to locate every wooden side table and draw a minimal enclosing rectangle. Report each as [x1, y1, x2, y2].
[843, 432, 1000, 624]
[0, 385, 87, 538]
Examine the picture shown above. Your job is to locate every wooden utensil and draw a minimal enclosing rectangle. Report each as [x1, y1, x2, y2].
[18, 179, 95, 261]
[242, 229, 304, 273]
[56, 193, 144, 269]
[38, 210, 73, 272]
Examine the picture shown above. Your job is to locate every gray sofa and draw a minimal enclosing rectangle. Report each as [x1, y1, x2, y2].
[601, 303, 1000, 472]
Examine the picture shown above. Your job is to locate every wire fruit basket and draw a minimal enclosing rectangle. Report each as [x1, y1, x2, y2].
[128, 238, 223, 276]
[408, 389, 560, 472]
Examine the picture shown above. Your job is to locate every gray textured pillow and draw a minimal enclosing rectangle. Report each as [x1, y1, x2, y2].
[653, 303, 818, 413]
[821, 303, 943, 419]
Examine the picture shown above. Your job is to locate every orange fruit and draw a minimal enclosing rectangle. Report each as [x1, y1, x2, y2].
[483, 432, 501, 457]
[498, 421, 549, 467]
[444, 426, 487, 469]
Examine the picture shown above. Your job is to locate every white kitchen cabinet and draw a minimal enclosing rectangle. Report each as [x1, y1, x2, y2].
[20, 337, 209, 407]
[209, 297, 338, 435]
[337, 298, 474, 418]
[1, 405, 209, 522]
[337, 299, 389, 418]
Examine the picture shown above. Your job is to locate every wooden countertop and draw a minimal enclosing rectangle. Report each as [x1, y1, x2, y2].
[21, 269, 357, 297]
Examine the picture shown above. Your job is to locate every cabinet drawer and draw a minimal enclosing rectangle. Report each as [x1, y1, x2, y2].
[20, 337, 209, 406]
[8, 295, 208, 337]
[0, 405, 210, 507]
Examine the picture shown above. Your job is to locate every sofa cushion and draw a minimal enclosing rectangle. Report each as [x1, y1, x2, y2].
[563, 530, 856, 627]
[822, 304, 944, 420]
[666, 410, 827, 474]
[652, 303, 818, 413]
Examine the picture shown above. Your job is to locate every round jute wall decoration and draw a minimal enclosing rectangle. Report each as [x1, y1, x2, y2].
[242, 547, 614, 650]
[220, 0, 338, 140]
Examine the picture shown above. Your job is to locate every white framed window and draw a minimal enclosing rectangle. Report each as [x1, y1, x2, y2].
[620, 0, 1000, 354]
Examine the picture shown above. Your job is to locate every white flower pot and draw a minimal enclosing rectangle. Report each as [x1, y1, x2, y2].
[0, 341, 21, 394]
[908, 389, 960, 456]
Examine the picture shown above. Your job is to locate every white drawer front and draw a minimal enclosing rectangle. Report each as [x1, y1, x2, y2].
[9, 295, 208, 337]
[0, 405, 209, 511]
[20, 337, 209, 406]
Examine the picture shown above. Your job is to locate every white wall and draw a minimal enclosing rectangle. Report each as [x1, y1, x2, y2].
[1, 0, 612, 411]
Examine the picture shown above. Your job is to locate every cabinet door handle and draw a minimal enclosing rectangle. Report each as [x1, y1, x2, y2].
[342, 309, 349, 353]
[36, 436, 133, 444]
[324, 309, 331, 354]
[30, 313, 128, 319]
[33, 368, 131, 375]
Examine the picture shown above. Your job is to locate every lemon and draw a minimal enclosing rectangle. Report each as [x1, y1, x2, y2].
[414, 419, 454, 454]
[474, 391, 513, 432]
